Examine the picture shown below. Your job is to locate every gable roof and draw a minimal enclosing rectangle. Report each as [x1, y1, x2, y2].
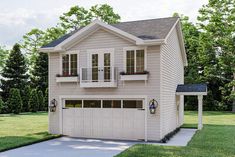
[42, 17, 179, 49]
[39, 17, 187, 66]
[111, 17, 178, 40]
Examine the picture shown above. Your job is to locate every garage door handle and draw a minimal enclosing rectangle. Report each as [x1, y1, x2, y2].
[138, 109, 145, 110]
[62, 108, 69, 109]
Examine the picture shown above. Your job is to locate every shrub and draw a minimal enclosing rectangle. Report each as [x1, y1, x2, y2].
[28, 89, 39, 112]
[21, 86, 31, 112]
[8, 88, 22, 114]
[0, 98, 4, 113]
[37, 90, 44, 111]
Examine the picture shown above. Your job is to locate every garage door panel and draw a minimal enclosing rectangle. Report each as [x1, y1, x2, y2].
[62, 109, 74, 136]
[62, 99, 145, 140]
[92, 110, 103, 138]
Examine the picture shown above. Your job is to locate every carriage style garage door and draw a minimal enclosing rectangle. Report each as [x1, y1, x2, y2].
[62, 99, 145, 140]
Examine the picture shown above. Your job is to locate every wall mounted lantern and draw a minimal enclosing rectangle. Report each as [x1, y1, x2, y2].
[49, 99, 57, 112]
[149, 99, 158, 114]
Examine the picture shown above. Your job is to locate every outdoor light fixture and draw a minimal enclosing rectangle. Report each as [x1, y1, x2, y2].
[149, 99, 158, 114]
[49, 99, 57, 112]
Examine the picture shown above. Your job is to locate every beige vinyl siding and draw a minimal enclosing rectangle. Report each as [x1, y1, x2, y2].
[48, 28, 161, 140]
[160, 27, 184, 138]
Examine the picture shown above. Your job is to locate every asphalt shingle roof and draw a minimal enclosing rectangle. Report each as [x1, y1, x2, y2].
[176, 84, 207, 93]
[42, 17, 179, 48]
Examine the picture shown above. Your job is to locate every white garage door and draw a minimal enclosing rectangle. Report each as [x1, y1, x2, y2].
[62, 99, 145, 140]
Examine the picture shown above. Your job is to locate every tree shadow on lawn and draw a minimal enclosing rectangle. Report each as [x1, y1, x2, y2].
[0, 132, 59, 152]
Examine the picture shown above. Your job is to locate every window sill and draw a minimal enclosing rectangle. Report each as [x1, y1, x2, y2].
[56, 76, 79, 83]
[120, 74, 148, 81]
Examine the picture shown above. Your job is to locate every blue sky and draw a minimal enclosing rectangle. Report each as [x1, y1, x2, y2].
[0, 0, 208, 48]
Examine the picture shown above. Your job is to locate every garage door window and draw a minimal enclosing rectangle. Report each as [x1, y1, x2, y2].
[65, 100, 82, 108]
[103, 100, 121, 108]
[84, 100, 101, 108]
[123, 100, 143, 108]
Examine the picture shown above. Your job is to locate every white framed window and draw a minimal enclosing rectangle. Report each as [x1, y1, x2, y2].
[123, 47, 146, 74]
[60, 51, 79, 76]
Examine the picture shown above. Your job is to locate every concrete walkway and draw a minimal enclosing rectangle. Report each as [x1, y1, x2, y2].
[0, 129, 196, 157]
[154, 129, 197, 146]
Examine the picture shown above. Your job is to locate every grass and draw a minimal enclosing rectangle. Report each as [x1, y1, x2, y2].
[116, 111, 235, 157]
[0, 112, 59, 152]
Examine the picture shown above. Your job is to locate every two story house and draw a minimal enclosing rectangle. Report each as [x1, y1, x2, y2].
[40, 17, 189, 142]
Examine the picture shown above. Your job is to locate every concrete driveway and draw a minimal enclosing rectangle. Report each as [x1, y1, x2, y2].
[0, 137, 136, 157]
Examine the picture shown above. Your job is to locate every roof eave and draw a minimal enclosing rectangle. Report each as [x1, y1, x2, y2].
[39, 47, 65, 53]
[137, 39, 166, 46]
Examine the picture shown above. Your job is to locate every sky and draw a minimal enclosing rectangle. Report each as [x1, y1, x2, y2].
[0, 0, 208, 48]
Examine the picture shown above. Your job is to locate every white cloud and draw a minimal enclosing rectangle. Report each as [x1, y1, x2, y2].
[0, 0, 208, 48]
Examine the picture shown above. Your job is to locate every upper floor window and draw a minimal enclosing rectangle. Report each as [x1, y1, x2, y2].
[125, 49, 145, 74]
[62, 53, 78, 76]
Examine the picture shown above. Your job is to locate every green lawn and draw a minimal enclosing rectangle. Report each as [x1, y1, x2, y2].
[116, 111, 235, 157]
[0, 112, 59, 152]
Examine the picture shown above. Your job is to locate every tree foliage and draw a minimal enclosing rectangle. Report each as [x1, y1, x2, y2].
[0, 98, 4, 113]
[8, 88, 22, 114]
[37, 90, 44, 111]
[21, 85, 31, 112]
[59, 4, 120, 32]
[28, 89, 39, 112]
[197, 0, 235, 110]
[174, 0, 235, 111]
[0, 46, 9, 70]
[0, 44, 28, 102]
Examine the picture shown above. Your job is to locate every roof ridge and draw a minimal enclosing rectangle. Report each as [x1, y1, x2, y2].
[114, 16, 179, 25]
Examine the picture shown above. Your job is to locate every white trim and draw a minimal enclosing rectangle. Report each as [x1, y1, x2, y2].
[59, 96, 62, 134]
[176, 92, 207, 96]
[144, 98, 148, 142]
[120, 74, 148, 81]
[164, 18, 180, 43]
[48, 54, 51, 133]
[39, 20, 167, 53]
[87, 48, 114, 67]
[123, 46, 147, 73]
[198, 95, 203, 130]
[55, 20, 143, 50]
[56, 76, 79, 83]
[177, 22, 188, 66]
[60, 95, 147, 99]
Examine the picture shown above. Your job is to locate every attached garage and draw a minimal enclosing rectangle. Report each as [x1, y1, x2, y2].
[61, 97, 146, 141]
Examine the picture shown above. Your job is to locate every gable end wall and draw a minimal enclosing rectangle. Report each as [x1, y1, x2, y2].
[160, 27, 184, 138]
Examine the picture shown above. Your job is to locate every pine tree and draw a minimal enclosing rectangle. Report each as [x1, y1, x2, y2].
[31, 52, 48, 94]
[28, 89, 39, 112]
[8, 88, 22, 114]
[0, 44, 28, 102]
[37, 90, 44, 111]
[21, 86, 31, 112]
